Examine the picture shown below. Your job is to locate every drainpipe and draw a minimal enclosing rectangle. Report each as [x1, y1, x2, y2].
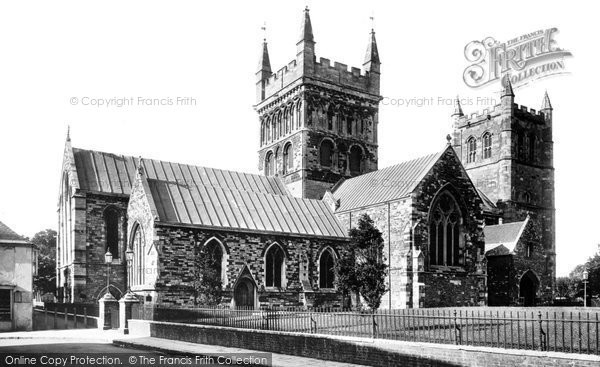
[388, 202, 391, 309]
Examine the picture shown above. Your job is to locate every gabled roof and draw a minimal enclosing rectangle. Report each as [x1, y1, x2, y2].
[484, 218, 528, 254]
[71, 148, 288, 197]
[331, 150, 444, 212]
[71, 147, 347, 239]
[0, 220, 27, 243]
[477, 189, 500, 214]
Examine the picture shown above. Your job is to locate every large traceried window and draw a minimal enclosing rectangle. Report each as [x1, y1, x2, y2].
[104, 206, 120, 258]
[429, 191, 462, 267]
[467, 137, 477, 163]
[265, 244, 285, 288]
[319, 249, 335, 289]
[483, 133, 492, 159]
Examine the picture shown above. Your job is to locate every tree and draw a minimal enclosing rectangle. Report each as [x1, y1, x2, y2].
[569, 253, 600, 299]
[555, 276, 577, 299]
[31, 229, 57, 296]
[335, 214, 388, 311]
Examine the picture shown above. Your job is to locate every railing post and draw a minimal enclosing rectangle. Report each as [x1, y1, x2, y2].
[538, 311, 547, 351]
[44, 307, 48, 329]
[64, 306, 68, 329]
[84, 307, 88, 328]
[53, 309, 57, 329]
[74, 306, 78, 329]
[454, 310, 461, 345]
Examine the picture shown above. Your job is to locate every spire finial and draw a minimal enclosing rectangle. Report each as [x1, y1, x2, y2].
[364, 20, 380, 66]
[370, 11, 375, 32]
[298, 5, 314, 43]
[257, 23, 272, 73]
[66, 125, 71, 142]
[501, 74, 515, 97]
[541, 90, 553, 110]
[446, 134, 452, 145]
[452, 95, 464, 117]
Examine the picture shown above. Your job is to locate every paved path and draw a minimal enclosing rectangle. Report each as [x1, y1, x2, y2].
[114, 336, 367, 367]
[0, 329, 367, 366]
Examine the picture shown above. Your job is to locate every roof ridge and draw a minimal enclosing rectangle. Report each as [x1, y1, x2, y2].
[72, 146, 280, 185]
[342, 151, 441, 184]
[0, 220, 27, 242]
[485, 220, 527, 228]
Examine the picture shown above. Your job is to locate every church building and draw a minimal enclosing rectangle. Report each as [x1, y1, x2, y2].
[56, 8, 555, 309]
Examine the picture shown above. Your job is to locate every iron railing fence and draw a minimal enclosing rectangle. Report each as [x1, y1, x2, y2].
[39, 302, 100, 317]
[133, 306, 600, 355]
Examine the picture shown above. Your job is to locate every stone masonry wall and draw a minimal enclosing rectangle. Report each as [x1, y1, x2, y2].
[138, 224, 348, 309]
[411, 148, 487, 307]
[81, 193, 129, 302]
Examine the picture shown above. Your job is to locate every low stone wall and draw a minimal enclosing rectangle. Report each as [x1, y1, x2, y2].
[128, 319, 600, 367]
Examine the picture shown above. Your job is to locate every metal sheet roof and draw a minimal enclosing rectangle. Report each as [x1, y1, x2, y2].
[484, 219, 528, 253]
[332, 151, 443, 212]
[146, 176, 347, 238]
[71, 147, 346, 238]
[72, 148, 288, 197]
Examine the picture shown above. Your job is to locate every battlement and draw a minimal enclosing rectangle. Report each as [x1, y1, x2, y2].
[314, 57, 374, 89]
[260, 54, 379, 103]
[457, 102, 548, 127]
[514, 103, 544, 117]
[457, 104, 502, 125]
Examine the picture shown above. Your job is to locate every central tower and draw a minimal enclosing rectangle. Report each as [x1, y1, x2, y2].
[255, 7, 382, 199]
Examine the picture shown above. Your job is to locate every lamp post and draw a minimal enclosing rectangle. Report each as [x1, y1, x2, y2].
[582, 269, 589, 308]
[125, 248, 134, 291]
[104, 249, 113, 296]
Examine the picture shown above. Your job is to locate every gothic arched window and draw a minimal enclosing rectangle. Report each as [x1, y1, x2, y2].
[265, 244, 285, 287]
[131, 223, 144, 286]
[483, 133, 492, 159]
[319, 249, 335, 288]
[320, 140, 334, 167]
[204, 238, 224, 284]
[467, 137, 477, 163]
[104, 207, 120, 259]
[282, 143, 293, 175]
[429, 191, 462, 266]
[265, 151, 274, 176]
[349, 146, 362, 174]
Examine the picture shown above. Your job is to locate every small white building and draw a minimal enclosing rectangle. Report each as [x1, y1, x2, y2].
[0, 220, 36, 331]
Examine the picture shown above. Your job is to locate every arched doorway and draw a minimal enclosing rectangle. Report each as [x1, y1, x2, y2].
[234, 278, 255, 309]
[519, 271, 539, 306]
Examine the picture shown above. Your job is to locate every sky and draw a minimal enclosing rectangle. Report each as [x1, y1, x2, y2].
[0, 0, 597, 277]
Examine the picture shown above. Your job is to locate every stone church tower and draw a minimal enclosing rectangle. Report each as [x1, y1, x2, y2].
[452, 76, 556, 299]
[255, 7, 382, 199]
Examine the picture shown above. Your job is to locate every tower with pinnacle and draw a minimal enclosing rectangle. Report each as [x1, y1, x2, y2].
[255, 7, 382, 199]
[452, 76, 556, 298]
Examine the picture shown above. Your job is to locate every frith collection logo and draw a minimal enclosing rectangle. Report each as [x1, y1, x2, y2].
[463, 28, 572, 89]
